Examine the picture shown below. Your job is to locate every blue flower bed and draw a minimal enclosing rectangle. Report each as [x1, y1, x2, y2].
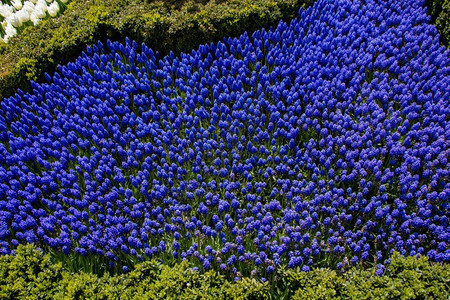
[0, 0, 448, 278]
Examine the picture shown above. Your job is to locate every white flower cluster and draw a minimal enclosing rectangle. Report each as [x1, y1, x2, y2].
[0, 0, 70, 42]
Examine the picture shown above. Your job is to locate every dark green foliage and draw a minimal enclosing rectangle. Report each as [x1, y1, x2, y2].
[1, 244, 448, 299]
[426, 0, 450, 47]
[0, 0, 314, 99]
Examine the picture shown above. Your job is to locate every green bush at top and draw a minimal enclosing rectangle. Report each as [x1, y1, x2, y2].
[0, 0, 315, 99]
[1, 244, 448, 299]
[426, 0, 450, 47]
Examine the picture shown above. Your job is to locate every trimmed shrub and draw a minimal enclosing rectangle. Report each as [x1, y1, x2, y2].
[280, 253, 450, 299]
[0, 0, 313, 99]
[426, 0, 450, 47]
[0, 244, 63, 299]
[1, 245, 449, 299]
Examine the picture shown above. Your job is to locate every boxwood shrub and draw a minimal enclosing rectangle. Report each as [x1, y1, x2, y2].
[1, 244, 448, 299]
[426, 0, 450, 47]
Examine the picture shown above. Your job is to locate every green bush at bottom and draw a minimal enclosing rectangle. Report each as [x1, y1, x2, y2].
[0, 244, 448, 299]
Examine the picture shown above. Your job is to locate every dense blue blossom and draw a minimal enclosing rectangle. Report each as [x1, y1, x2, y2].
[0, 0, 449, 276]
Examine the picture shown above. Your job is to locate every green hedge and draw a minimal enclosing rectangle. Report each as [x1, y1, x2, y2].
[1, 244, 449, 299]
[0, 0, 314, 99]
[426, 0, 450, 47]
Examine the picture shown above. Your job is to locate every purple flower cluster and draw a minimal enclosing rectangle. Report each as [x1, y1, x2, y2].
[0, 0, 449, 275]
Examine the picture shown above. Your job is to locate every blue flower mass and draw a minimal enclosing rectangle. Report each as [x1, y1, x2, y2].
[0, 0, 449, 276]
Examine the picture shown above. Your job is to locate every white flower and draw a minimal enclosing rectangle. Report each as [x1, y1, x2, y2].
[36, 7, 46, 18]
[23, 2, 35, 13]
[30, 0, 38, 4]
[47, 1, 59, 17]
[36, 0, 48, 10]
[34, 1, 47, 18]
[0, 4, 14, 18]
[4, 23, 17, 41]
[6, 14, 21, 28]
[16, 9, 30, 25]
[30, 11, 40, 25]
[12, 0, 23, 11]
